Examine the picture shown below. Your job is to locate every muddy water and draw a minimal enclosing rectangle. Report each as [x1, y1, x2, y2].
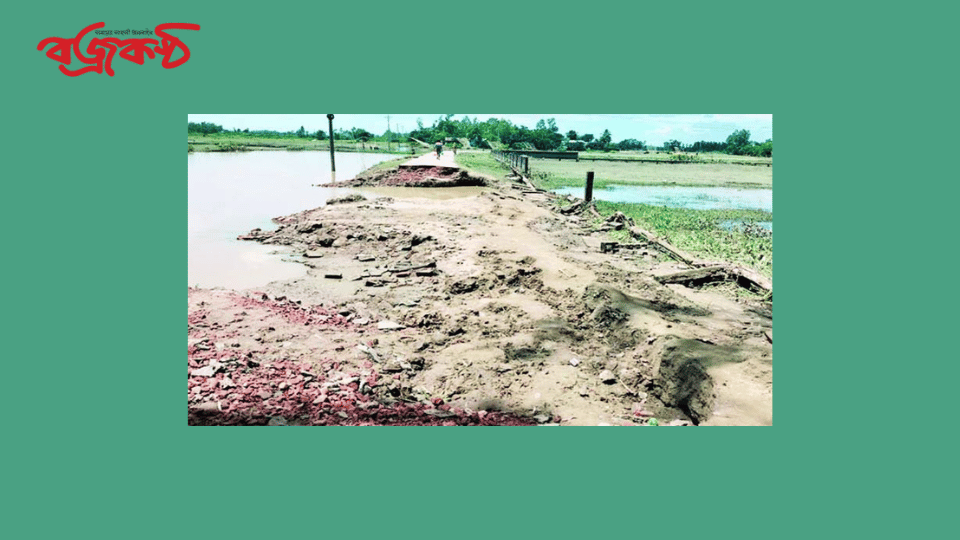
[188, 151, 396, 289]
[553, 185, 772, 212]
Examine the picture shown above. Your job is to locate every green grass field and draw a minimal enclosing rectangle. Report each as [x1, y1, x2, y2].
[593, 201, 772, 278]
[577, 150, 772, 165]
[454, 150, 513, 179]
[529, 158, 773, 190]
[187, 132, 416, 154]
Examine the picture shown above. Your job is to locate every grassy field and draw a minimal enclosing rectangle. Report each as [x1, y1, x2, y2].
[187, 132, 417, 154]
[578, 150, 772, 165]
[455, 150, 772, 278]
[594, 201, 772, 278]
[454, 150, 513, 179]
[528, 158, 773, 190]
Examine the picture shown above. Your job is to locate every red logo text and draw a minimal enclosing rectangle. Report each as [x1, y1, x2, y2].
[38, 22, 200, 77]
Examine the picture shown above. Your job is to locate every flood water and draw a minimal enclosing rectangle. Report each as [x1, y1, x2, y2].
[188, 151, 396, 289]
[553, 185, 772, 213]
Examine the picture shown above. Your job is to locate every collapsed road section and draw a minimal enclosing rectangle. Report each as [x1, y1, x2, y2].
[190, 162, 772, 426]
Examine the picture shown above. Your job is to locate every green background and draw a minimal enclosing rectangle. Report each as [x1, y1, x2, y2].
[8, 0, 941, 538]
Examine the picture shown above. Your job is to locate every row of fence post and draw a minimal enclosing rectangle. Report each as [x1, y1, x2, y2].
[493, 150, 530, 175]
[492, 150, 592, 201]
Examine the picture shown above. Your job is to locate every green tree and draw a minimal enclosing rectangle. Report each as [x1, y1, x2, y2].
[725, 129, 751, 155]
[599, 129, 612, 147]
[567, 130, 578, 141]
[435, 114, 459, 139]
[187, 121, 223, 135]
[296, 126, 307, 138]
[529, 118, 562, 149]
[617, 139, 645, 150]
[742, 139, 772, 157]
[664, 139, 683, 151]
[351, 128, 373, 142]
[466, 125, 485, 148]
[582, 133, 594, 142]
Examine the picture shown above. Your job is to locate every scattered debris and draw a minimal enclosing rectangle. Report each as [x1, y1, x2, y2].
[194, 157, 773, 426]
[377, 320, 404, 331]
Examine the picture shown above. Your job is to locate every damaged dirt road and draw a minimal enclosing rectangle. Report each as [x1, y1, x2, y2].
[188, 161, 772, 426]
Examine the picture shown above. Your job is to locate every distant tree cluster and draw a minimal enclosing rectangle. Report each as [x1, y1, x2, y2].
[407, 115, 564, 150]
[724, 129, 772, 157]
[661, 129, 772, 157]
[688, 141, 727, 153]
[187, 122, 224, 135]
[565, 129, 634, 152]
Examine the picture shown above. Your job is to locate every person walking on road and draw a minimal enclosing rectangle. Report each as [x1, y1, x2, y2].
[435, 139, 443, 158]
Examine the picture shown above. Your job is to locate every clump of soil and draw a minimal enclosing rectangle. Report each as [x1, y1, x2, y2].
[326, 193, 365, 205]
[647, 337, 744, 424]
[332, 166, 486, 188]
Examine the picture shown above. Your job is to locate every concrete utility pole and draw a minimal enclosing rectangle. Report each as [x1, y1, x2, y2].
[327, 114, 336, 178]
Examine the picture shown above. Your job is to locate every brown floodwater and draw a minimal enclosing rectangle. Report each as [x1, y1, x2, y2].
[188, 151, 397, 289]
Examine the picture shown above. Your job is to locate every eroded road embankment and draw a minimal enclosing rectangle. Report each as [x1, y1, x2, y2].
[188, 168, 772, 426]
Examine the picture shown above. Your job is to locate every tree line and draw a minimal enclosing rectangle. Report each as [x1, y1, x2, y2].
[406, 116, 770, 156]
[407, 115, 642, 152]
[669, 130, 772, 157]
[189, 119, 770, 157]
[188, 122, 381, 142]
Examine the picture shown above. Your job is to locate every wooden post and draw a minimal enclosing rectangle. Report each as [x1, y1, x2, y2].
[327, 114, 336, 174]
[524, 156, 529, 175]
[585, 171, 594, 203]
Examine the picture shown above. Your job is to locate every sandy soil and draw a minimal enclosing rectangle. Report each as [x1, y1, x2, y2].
[188, 166, 772, 426]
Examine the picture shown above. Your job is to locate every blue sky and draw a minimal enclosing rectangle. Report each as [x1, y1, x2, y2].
[187, 114, 773, 145]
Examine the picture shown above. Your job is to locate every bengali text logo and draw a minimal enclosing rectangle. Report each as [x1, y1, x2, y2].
[37, 22, 200, 77]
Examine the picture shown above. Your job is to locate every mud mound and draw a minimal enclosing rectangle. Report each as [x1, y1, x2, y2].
[582, 284, 631, 327]
[333, 166, 487, 188]
[650, 338, 743, 424]
[326, 193, 365, 205]
[582, 282, 711, 323]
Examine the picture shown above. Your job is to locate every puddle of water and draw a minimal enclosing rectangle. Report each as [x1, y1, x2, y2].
[720, 220, 773, 232]
[358, 186, 485, 200]
[553, 185, 772, 212]
[188, 151, 395, 289]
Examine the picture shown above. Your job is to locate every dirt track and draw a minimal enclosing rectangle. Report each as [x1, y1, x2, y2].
[188, 165, 772, 426]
